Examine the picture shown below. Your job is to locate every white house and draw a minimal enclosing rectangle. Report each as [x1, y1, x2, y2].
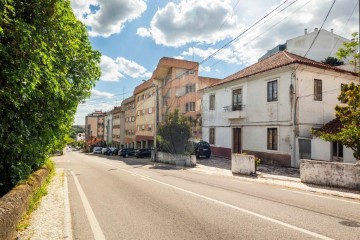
[201, 51, 358, 168]
[258, 29, 350, 63]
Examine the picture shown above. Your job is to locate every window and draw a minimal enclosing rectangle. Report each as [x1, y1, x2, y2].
[142, 94, 145, 100]
[209, 128, 215, 144]
[185, 84, 196, 93]
[149, 108, 153, 114]
[267, 128, 278, 150]
[142, 125, 145, 130]
[314, 79, 322, 101]
[148, 125, 152, 131]
[142, 109, 145, 115]
[332, 142, 343, 161]
[232, 89, 242, 110]
[137, 96, 140, 102]
[149, 92, 152, 98]
[185, 102, 195, 112]
[267, 80, 278, 102]
[209, 94, 215, 110]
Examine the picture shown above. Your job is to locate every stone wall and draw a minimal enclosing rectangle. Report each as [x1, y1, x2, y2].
[300, 160, 360, 190]
[0, 168, 50, 240]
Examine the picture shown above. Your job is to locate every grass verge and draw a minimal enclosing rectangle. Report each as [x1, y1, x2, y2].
[16, 158, 55, 231]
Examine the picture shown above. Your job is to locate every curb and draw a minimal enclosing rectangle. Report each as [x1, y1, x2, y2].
[0, 168, 50, 240]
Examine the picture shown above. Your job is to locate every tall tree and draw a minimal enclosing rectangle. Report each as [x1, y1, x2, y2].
[0, 0, 101, 195]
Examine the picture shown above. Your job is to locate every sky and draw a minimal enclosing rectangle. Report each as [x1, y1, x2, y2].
[71, 0, 359, 125]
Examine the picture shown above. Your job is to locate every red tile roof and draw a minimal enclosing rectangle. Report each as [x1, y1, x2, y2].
[317, 118, 343, 134]
[206, 51, 357, 89]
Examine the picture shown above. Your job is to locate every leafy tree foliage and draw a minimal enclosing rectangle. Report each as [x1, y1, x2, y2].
[336, 32, 359, 73]
[315, 33, 360, 161]
[321, 57, 344, 66]
[69, 125, 85, 139]
[157, 109, 191, 155]
[0, 0, 101, 196]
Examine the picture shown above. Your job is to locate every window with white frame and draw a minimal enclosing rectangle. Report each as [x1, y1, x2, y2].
[267, 128, 278, 150]
[148, 124, 152, 131]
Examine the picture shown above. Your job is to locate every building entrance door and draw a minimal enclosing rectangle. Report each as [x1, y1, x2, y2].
[233, 128, 242, 153]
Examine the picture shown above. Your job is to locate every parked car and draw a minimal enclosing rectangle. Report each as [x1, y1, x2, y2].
[93, 147, 102, 154]
[101, 147, 109, 154]
[190, 140, 211, 159]
[104, 147, 119, 156]
[118, 148, 135, 158]
[135, 148, 152, 158]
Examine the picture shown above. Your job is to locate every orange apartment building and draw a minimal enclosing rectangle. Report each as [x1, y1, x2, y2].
[151, 57, 220, 139]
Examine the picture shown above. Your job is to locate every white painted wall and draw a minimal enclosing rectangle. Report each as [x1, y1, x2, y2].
[286, 29, 349, 62]
[311, 137, 357, 164]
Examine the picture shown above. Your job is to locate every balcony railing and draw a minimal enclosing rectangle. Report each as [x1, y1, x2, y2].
[223, 105, 246, 119]
[223, 105, 245, 112]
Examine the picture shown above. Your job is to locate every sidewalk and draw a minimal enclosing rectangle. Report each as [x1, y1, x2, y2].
[190, 157, 360, 200]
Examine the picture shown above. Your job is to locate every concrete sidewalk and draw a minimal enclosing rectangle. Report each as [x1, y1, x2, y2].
[190, 157, 360, 201]
[127, 156, 360, 201]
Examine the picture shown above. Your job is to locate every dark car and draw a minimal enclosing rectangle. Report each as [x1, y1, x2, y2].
[191, 140, 211, 159]
[118, 148, 135, 158]
[135, 148, 152, 158]
[101, 147, 109, 154]
[104, 147, 119, 155]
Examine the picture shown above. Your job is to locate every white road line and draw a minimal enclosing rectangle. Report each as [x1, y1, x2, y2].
[232, 179, 253, 184]
[97, 161, 333, 240]
[70, 171, 106, 240]
[64, 174, 73, 240]
[281, 189, 360, 205]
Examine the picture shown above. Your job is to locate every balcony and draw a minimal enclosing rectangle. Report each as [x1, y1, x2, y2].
[223, 105, 247, 119]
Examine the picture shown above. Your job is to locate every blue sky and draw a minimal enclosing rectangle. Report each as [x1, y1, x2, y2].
[71, 0, 359, 125]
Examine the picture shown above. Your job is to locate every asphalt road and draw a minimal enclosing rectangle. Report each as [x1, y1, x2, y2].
[55, 151, 360, 240]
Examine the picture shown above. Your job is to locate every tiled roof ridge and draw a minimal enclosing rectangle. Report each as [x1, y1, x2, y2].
[283, 51, 295, 62]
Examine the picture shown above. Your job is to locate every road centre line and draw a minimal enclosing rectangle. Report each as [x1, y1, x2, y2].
[97, 161, 333, 240]
[281, 189, 360, 205]
[70, 171, 106, 240]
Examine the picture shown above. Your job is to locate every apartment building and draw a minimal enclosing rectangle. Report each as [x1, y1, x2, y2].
[104, 111, 112, 147]
[85, 110, 105, 147]
[112, 106, 125, 148]
[123, 96, 136, 148]
[152, 57, 220, 139]
[134, 80, 156, 148]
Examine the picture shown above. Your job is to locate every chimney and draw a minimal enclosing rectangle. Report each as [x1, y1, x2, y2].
[331, 28, 333, 33]
[304, 28, 308, 35]
[314, 28, 318, 32]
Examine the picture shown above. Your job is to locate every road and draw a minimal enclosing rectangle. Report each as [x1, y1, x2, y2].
[55, 151, 360, 240]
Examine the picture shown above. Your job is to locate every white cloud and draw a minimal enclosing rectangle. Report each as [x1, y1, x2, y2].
[100, 55, 151, 81]
[200, 66, 211, 73]
[91, 89, 114, 98]
[100, 55, 123, 81]
[137, 0, 243, 47]
[178, 0, 359, 66]
[71, 0, 147, 37]
[116, 57, 152, 79]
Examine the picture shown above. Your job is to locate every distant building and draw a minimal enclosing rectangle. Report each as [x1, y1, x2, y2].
[104, 111, 113, 147]
[85, 110, 105, 147]
[123, 96, 136, 148]
[258, 29, 350, 62]
[112, 106, 125, 149]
